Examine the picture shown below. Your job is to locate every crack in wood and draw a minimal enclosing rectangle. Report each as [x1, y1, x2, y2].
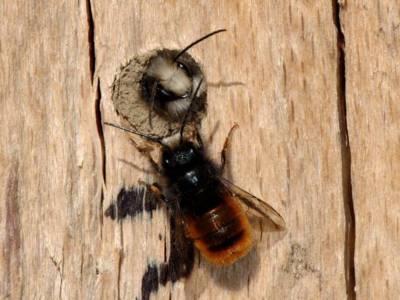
[332, 1, 356, 299]
[5, 161, 21, 298]
[117, 226, 124, 300]
[80, 247, 84, 288]
[99, 188, 104, 239]
[57, 246, 65, 300]
[95, 79, 106, 184]
[86, 0, 96, 83]
[95, 78, 106, 240]
[87, 0, 105, 241]
[207, 81, 246, 88]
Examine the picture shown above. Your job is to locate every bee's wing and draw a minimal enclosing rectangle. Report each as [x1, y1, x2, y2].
[220, 177, 286, 230]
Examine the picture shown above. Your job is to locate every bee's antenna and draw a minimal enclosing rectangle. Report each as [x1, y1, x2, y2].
[174, 29, 227, 61]
[104, 122, 166, 147]
[179, 77, 204, 144]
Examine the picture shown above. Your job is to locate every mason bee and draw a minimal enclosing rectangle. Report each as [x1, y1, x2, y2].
[141, 29, 226, 123]
[105, 85, 285, 265]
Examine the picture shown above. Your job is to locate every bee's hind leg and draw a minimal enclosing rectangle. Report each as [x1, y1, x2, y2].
[219, 123, 239, 173]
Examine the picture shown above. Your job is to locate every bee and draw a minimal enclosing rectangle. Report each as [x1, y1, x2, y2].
[105, 87, 285, 265]
[141, 29, 226, 124]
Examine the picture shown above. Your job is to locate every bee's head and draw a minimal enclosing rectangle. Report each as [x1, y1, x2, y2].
[140, 29, 226, 120]
[141, 49, 206, 120]
[161, 141, 203, 175]
[142, 52, 194, 103]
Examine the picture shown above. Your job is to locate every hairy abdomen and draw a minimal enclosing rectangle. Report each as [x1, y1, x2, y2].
[185, 194, 253, 265]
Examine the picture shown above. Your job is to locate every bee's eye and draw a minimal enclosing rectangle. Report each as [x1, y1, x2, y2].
[152, 83, 180, 102]
[176, 61, 191, 77]
[157, 84, 172, 97]
[163, 157, 176, 168]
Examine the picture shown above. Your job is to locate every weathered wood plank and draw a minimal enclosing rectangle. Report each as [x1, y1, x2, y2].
[0, 1, 102, 299]
[341, 1, 400, 299]
[1, 0, 376, 299]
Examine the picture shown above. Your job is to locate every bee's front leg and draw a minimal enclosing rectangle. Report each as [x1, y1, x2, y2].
[219, 123, 239, 173]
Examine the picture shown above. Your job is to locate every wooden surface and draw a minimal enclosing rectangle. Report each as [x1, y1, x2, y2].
[341, 1, 400, 299]
[0, 1, 398, 299]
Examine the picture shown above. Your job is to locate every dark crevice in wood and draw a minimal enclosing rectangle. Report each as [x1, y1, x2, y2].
[95, 79, 106, 239]
[61, 253, 65, 299]
[99, 189, 104, 239]
[332, 2, 356, 299]
[5, 160, 21, 297]
[95, 78, 106, 184]
[207, 81, 245, 88]
[247, 275, 250, 297]
[86, 0, 95, 82]
[117, 226, 124, 300]
[80, 247, 84, 288]
[59, 246, 65, 300]
[163, 228, 167, 262]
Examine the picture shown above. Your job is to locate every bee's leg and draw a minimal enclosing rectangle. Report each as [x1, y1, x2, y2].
[128, 138, 162, 174]
[138, 180, 172, 211]
[219, 123, 239, 173]
[144, 181, 165, 202]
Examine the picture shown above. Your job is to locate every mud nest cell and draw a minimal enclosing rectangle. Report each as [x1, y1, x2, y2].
[112, 49, 207, 138]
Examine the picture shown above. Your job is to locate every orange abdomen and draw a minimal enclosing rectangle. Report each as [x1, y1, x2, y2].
[185, 194, 253, 265]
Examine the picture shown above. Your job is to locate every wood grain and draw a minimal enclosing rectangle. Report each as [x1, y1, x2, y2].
[0, 0, 398, 299]
[341, 1, 400, 299]
[0, 1, 102, 299]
